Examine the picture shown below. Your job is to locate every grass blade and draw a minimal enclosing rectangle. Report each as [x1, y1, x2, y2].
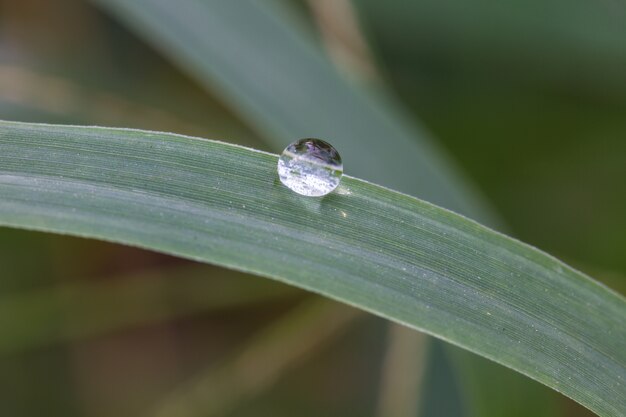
[89, 0, 496, 224]
[376, 325, 428, 417]
[0, 120, 624, 416]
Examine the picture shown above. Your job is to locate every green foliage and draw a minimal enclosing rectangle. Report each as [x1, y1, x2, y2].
[1, 120, 624, 416]
[1, 1, 625, 416]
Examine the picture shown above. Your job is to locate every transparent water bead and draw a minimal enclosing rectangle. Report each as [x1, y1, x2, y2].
[277, 138, 343, 197]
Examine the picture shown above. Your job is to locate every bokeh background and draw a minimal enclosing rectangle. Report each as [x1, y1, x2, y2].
[1, 1, 625, 416]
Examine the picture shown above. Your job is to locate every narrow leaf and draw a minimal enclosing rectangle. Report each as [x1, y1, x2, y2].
[89, 0, 496, 224]
[0, 121, 623, 416]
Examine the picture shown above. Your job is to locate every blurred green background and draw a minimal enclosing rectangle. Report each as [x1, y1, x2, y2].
[0, 1, 624, 416]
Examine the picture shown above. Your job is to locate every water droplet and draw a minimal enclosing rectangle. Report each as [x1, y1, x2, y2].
[277, 138, 343, 197]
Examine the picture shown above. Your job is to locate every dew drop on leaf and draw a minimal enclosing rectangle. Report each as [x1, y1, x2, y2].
[277, 138, 343, 197]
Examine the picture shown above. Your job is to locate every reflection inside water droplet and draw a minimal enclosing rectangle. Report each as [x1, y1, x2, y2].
[277, 138, 343, 197]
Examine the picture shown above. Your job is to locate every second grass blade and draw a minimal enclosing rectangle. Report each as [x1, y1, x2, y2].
[90, 0, 496, 224]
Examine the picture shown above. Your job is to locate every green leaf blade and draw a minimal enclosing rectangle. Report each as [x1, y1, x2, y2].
[0, 120, 624, 416]
[89, 0, 498, 225]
